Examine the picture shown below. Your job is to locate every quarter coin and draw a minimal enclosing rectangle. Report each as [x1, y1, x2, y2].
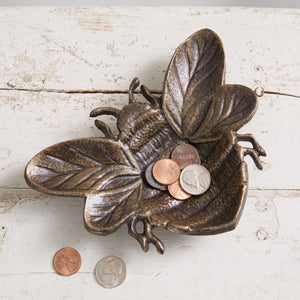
[171, 143, 201, 169]
[152, 159, 180, 185]
[168, 180, 191, 200]
[95, 256, 126, 288]
[53, 247, 81, 276]
[180, 164, 211, 195]
[145, 162, 166, 190]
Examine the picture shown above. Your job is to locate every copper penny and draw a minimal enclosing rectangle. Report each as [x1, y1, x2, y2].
[152, 159, 180, 185]
[158, 186, 168, 191]
[53, 247, 81, 276]
[171, 144, 201, 169]
[168, 180, 191, 200]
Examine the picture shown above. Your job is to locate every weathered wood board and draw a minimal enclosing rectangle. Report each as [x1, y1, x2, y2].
[1, 189, 299, 299]
[1, 91, 299, 190]
[0, 7, 299, 94]
[0, 7, 299, 300]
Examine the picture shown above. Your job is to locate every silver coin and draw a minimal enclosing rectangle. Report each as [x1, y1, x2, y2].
[145, 162, 166, 189]
[180, 164, 211, 195]
[95, 256, 126, 288]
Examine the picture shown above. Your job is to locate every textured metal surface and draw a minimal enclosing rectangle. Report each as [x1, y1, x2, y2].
[24, 29, 266, 254]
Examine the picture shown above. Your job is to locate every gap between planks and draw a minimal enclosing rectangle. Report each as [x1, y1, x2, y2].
[0, 87, 161, 95]
[1, 87, 299, 99]
[0, 271, 93, 278]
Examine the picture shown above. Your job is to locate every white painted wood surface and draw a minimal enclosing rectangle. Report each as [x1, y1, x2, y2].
[0, 7, 299, 300]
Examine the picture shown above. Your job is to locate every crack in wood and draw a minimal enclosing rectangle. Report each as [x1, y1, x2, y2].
[264, 91, 300, 99]
[0, 87, 162, 95]
[1, 87, 299, 99]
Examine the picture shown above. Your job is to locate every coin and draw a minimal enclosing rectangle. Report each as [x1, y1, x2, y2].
[168, 180, 191, 200]
[171, 143, 201, 169]
[53, 247, 81, 276]
[158, 186, 168, 191]
[145, 162, 166, 190]
[95, 256, 126, 288]
[180, 164, 211, 195]
[152, 159, 180, 185]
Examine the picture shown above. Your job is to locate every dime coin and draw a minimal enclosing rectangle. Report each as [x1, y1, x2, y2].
[171, 143, 201, 169]
[168, 180, 191, 200]
[180, 164, 211, 195]
[152, 159, 180, 185]
[53, 247, 81, 276]
[145, 162, 166, 189]
[95, 256, 126, 288]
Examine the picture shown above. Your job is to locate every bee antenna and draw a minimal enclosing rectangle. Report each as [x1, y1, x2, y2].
[140, 85, 160, 108]
[129, 77, 140, 103]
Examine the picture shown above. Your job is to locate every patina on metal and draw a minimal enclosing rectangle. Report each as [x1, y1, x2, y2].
[25, 29, 266, 254]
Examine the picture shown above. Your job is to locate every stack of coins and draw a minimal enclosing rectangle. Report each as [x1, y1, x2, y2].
[145, 144, 211, 200]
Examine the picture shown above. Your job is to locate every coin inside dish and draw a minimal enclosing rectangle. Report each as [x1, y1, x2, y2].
[145, 162, 166, 189]
[152, 159, 180, 185]
[171, 143, 201, 169]
[168, 180, 191, 200]
[180, 164, 211, 195]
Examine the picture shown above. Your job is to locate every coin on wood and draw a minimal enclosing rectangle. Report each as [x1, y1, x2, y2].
[53, 247, 81, 276]
[168, 180, 191, 200]
[171, 143, 201, 169]
[95, 256, 126, 288]
[145, 162, 166, 190]
[152, 159, 180, 185]
[180, 164, 211, 195]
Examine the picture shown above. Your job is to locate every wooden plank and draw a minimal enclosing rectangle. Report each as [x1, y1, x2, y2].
[0, 189, 299, 299]
[0, 6, 299, 300]
[0, 7, 298, 95]
[0, 90, 299, 189]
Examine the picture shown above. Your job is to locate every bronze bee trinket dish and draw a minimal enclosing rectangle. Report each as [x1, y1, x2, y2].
[25, 29, 266, 254]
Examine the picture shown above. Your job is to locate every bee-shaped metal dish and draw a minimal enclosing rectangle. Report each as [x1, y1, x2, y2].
[25, 29, 266, 254]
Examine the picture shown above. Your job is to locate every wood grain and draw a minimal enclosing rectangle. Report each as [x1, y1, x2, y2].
[0, 91, 299, 190]
[0, 189, 299, 299]
[0, 6, 299, 300]
[0, 7, 298, 94]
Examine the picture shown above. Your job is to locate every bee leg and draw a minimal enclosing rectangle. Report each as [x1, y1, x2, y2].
[128, 216, 165, 254]
[140, 84, 161, 109]
[243, 148, 263, 170]
[129, 77, 161, 108]
[128, 216, 149, 252]
[94, 119, 115, 139]
[234, 133, 266, 170]
[90, 107, 120, 138]
[129, 77, 140, 103]
[89, 107, 120, 118]
[143, 219, 165, 254]
[236, 133, 266, 156]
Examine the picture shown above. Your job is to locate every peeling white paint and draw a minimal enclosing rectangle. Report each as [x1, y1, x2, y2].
[0, 6, 299, 299]
[0, 226, 7, 253]
[0, 189, 42, 214]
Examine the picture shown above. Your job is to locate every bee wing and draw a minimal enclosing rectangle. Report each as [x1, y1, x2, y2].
[25, 138, 143, 234]
[162, 29, 257, 143]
